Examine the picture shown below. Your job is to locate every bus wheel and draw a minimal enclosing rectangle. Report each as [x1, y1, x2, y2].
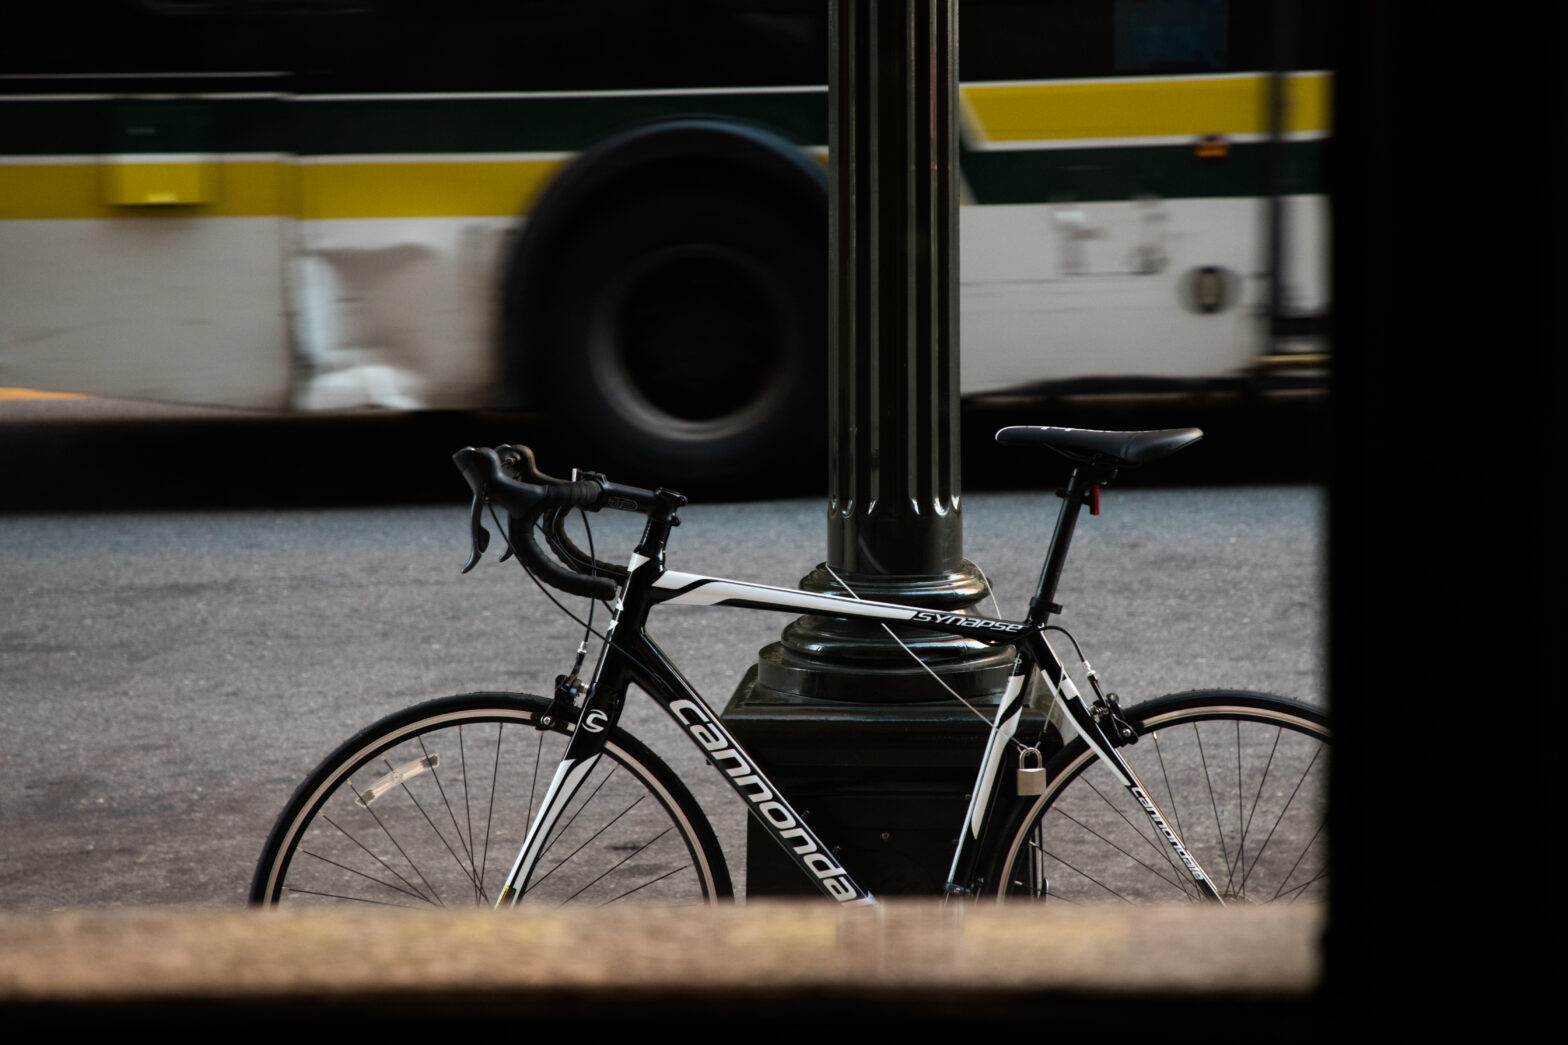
[541, 177, 826, 490]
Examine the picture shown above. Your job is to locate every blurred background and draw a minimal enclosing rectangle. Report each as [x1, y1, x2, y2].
[0, 0, 1329, 504]
[0, 1, 1333, 912]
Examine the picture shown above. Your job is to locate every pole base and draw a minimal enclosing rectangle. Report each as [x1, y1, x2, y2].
[722, 665, 1039, 896]
[753, 559, 1017, 703]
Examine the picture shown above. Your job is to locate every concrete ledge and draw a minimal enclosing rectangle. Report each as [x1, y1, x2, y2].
[1, 902, 1324, 1030]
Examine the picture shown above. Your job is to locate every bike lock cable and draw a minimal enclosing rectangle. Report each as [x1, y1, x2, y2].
[820, 562, 1030, 755]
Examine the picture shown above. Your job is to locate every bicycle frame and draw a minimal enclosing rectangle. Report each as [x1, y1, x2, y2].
[497, 467, 1226, 905]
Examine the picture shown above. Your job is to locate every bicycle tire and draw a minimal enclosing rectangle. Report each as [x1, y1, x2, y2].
[988, 691, 1329, 904]
[251, 692, 732, 908]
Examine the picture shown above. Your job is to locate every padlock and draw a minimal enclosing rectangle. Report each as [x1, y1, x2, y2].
[1017, 746, 1047, 795]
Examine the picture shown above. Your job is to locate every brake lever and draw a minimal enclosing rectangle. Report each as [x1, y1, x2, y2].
[461, 491, 491, 574]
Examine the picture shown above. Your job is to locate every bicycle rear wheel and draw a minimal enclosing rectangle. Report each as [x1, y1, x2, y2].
[251, 692, 731, 908]
[989, 691, 1329, 903]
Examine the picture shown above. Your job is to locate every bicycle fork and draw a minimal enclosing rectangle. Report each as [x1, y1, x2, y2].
[494, 675, 619, 908]
[495, 750, 603, 907]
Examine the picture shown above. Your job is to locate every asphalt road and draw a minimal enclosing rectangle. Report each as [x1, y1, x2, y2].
[0, 483, 1324, 909]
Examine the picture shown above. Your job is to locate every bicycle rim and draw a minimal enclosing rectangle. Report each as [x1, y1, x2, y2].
[992, 691, 1329, 903]
[252, 693, 730, 908]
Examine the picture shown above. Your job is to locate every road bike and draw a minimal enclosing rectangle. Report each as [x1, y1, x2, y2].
[251, 426, 1329, 908]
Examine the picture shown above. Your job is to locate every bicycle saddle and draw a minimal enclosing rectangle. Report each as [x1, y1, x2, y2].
[995, 426, 1203, 467]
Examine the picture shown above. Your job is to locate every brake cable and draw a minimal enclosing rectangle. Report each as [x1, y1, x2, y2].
[484, 500, 667, 691]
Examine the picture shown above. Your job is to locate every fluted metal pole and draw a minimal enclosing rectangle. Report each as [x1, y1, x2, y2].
[754, 0, 1010, 702]
[724, 0, 1015, 896]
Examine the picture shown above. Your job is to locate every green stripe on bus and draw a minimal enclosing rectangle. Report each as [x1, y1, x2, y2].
[959, 140, 1326, 205]
[294, 94, 828, 154]
[0, 98, 286, 155]
[0, 93, 829, 156]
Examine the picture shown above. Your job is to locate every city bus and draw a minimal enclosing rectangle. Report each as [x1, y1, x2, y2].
[0, 1, 1330, 483]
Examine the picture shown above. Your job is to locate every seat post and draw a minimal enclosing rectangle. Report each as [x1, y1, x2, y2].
[1027, 465, 1106, 627]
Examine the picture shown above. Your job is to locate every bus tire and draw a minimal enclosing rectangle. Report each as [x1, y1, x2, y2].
[540, 171, 826, 490]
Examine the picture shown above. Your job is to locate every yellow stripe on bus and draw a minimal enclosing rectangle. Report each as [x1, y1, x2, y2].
[0, 162, 291, 220]
[295, 160, 562, 219]
[0, 158, 561, 220]
[962, 72, 1332, 144]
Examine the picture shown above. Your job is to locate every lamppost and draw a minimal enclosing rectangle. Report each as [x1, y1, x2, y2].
[724, 0, 1016, 896]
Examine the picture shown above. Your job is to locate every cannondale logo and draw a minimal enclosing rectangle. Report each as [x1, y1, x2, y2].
[670, 699, 862, 901]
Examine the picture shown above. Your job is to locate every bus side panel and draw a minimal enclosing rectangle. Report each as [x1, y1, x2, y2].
[1280, 193, 1330, 317]
[287, 215, 519, 412]
[958, 193, 1327, 394]
[283, 145, 571, 411]
[0, 211, 293, 409]
[0, 91, 295, 408]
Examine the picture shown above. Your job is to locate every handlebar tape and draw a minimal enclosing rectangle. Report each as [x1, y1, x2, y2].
[452, 446, 619, 601]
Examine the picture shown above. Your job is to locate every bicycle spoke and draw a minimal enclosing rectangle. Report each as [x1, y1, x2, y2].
[281, 886, 427, 909]
[477, 723, 513, 899]
[1227, 727, 1285, 894]
[414, 737, 486, 901]
[525, 726, 543, 837]
[298, 846, 434, 905]
[1231, 720, 1244, 897]
[536, 762, 622, 865]
[342, 786, 447, 907]
[1013, 838, 1080, 903]
[388, 755, 483, 894]
[563, 824, 674, 904]
[315, 813, 432, 901]
[451, 728, 484, 902]
[997, 696, 1328, 905]
[1267, 818, 1328, 902]
[532, 791, 649, 892]
[1192, 724, 1234, 889]
[1275, 865, 1328, 903]
[1082, 773, 1188, 882]
[1024, 836, 1139, 903]
[1151, 730, 1186, 845]
[254, 699, 728, 909]
[1053, 803, 1194, 894]
[1239, 745, 1326, 893]
[597, 863, 693, 906]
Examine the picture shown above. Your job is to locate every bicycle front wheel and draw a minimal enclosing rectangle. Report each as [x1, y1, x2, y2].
[251, 693, 731, 908]
[989, 691, 1329, 904]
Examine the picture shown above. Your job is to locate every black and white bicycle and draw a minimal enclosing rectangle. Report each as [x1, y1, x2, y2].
[251, 426, 1329, 908]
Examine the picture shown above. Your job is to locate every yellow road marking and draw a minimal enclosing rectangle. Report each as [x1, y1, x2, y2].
[0, 388, 91, 400]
